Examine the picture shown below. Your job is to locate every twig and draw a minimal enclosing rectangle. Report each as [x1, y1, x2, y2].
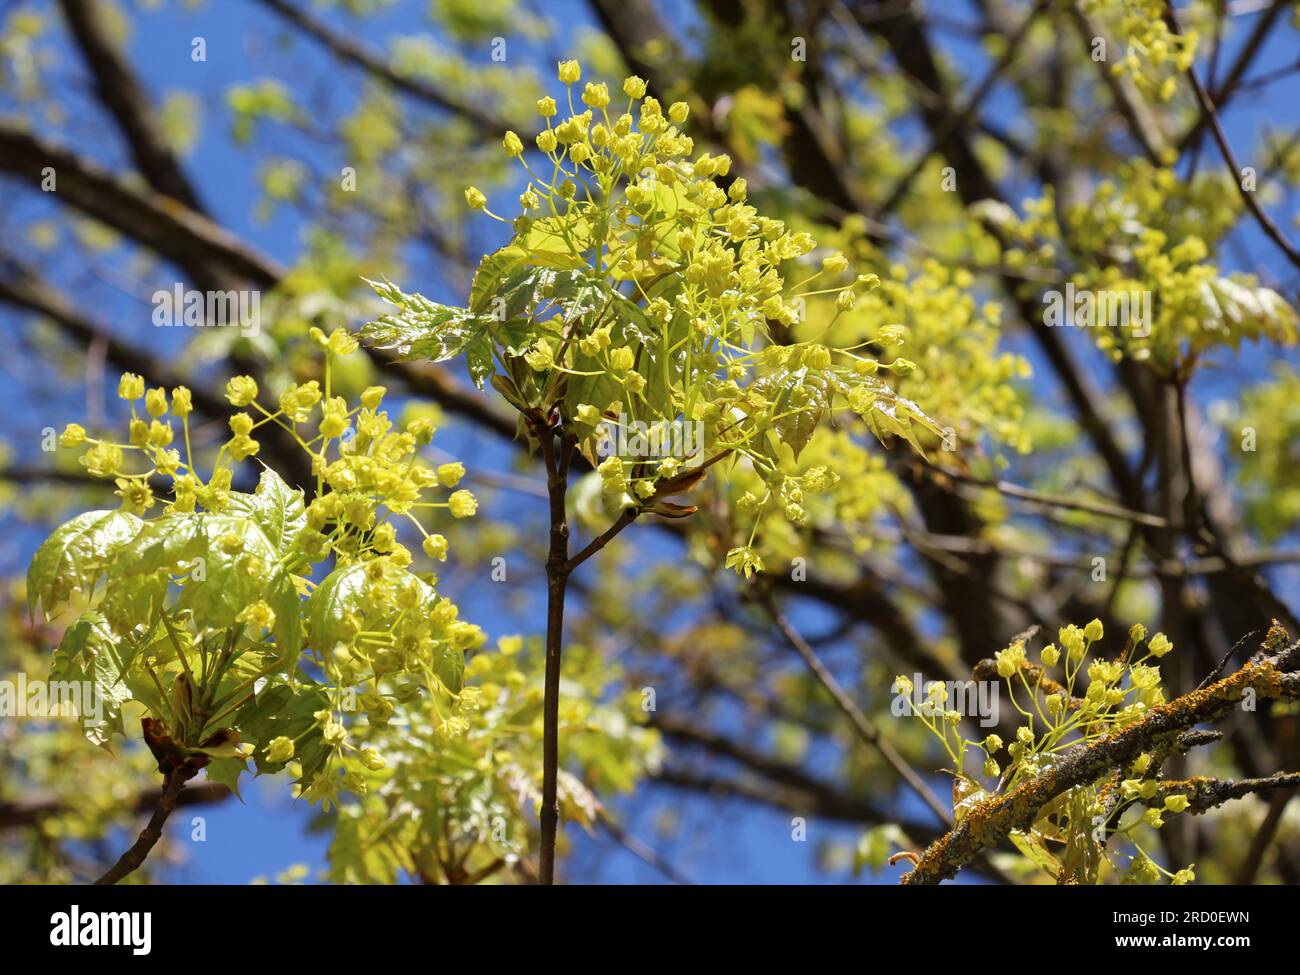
[752, 584, 953, 826]
[252, 0, 535, 139]
[567, 508, 638, 572]
[876, 0, 1048, 216]
[1166, 2, 1300, 272]
[1147, 772, 1300, 814]
[917, 461, 1169, 528]
[596, 811, 691, 885]
[93, 769, 196, 885]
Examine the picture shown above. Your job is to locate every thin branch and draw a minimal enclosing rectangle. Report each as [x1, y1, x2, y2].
[567, 508, 638, 572]
[1147, 772, 1300, 814]
[596, 811, 691, 885]
[753, 584, 955, 827]
[916, 461, 1168, 528]
[1177, 0, 1290, 152]
[0, 258, 228, 418]
[1166, 2, 1300, 272]
[876, 0, 1048, 217]
[93, 768, 197, 885]
[1068, 1, 1166, 163]
[251, 0, 535, 139]
[1234, 791, 1292, 883]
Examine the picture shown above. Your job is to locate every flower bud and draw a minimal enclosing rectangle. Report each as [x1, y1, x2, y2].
[448, 489, 477, 518]
[117, 373, 144, 401]
[557, 60, 581, 84]
[59, 423, 87, 448]
[266, 736, 295, 763]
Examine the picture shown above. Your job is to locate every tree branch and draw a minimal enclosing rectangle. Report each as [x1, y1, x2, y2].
[1166, 1, 1300, 272]
[252, 0, 535, 139]
[57, 0, 207, 211]
[901, 634, 1300, 883]
[753, 584, 954, 826]
[92, 768, 197, 885]
[0, 123, 282, 290]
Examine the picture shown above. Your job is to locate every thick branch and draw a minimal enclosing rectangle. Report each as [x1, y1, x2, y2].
[0, 123, 282, 290]
[902, 636, 1300, 883]
[0, 780, 228, 831]
[57, 0, 206, 211]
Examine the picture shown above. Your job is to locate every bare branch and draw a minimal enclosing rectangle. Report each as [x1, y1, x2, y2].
[252, 0, 535, 139]
[1166, 2, 1300, 272]
[57, 0, 207, 211]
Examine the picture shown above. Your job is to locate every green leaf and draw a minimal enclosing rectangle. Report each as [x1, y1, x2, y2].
[234, 678, 331, 784]
[328, 805, 405, 884]
[361, 277, 498, 364]
[307, 560, 432, 649]
[434, 641, 465, 696]
[753, 366, 828, 460]
[1198, 277, 1298, 349]
[1058, 787, 1102, 884]
[562, 295, 659, 419]
[1009, 828, 1062, 880]
[494, 266, 594, 321]
[49, 612, 133, 746]
[515, 216, 591, 269]
[468, 245, 527, 313]
[28, 510, 144, 618]
[226, 467, 308, 559]
[203, 756, 248, 799]
[465, 334, 496, 389]
[117, 512, 302, 660]
[307, 560, 463, 692]
[192, 739, 249, 759]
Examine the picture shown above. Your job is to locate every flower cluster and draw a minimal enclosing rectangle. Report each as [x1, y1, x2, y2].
[1086, 0, 1198, 102]
[985, 162, 1297, 375]
[36, 331, 481, 805]
[364, 60, 940, 577]
[896, 619, 1197, 884]
[321, 634, 662, 883]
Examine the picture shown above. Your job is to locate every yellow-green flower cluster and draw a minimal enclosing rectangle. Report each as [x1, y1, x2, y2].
[362, 62, 941, 582]
[45, 332, 482, 807]
[991, 164, 1298, 374]
[1085, 0, 1198, 102]
[900, 619, 1197, 884]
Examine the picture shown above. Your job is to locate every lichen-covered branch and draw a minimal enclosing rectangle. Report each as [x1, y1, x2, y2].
[902, 633, 1300, 884]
